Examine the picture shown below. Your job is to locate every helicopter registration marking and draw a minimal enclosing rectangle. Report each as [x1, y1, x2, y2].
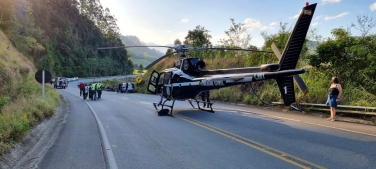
[200, 80, 224, 86]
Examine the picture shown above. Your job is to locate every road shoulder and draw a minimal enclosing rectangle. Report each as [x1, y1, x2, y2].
[37, 91, 106, 169]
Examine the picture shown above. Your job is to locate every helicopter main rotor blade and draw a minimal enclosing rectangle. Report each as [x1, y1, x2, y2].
[97, 45, 174, 50]
[144, 51, 178, 69]
[271, 42, 309, 95]
[192, 47, 274, 53]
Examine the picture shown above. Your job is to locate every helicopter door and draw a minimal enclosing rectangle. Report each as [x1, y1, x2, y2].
[147, 70, 160, 94]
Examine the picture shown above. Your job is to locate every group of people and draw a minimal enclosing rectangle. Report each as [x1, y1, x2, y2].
[78, 81, 103, 100]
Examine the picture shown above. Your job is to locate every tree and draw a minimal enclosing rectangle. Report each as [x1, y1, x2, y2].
[138, 64, 144, 73]
[184, 25, 212, 47]
[261, 22, 291, 51]
[351, 15, 376, 38]
[174, 38, 182, 46]
[310, 28, 376, 94]
[219, 18, 252, 48]
[4, 0, 135, 77]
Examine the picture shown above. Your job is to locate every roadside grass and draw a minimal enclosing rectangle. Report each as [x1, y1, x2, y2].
[0, 30, 60, 155]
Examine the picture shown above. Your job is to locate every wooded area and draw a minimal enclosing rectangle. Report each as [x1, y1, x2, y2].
[0, 0, 133, 77]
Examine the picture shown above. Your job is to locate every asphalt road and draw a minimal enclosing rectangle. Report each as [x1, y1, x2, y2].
[39, 76, 376, 169]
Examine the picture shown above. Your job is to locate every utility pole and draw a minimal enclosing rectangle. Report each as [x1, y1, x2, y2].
[124, 65, 128, 83]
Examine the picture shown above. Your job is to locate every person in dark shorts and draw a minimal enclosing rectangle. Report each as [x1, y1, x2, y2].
[326, 77, 342, 122]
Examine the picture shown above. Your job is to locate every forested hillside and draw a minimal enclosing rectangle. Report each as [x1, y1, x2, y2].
[0, 0, 133, 77]
[120, 35, 163, 68]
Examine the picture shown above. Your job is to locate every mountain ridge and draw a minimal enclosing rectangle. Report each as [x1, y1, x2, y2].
[120, 35, 165, 67]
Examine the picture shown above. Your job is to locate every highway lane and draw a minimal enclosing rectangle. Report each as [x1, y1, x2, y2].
[48, 78, 376, 169]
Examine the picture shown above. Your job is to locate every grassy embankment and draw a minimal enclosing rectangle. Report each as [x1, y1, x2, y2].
[0, 31, 60, 155]
[134, 53, 376, 107]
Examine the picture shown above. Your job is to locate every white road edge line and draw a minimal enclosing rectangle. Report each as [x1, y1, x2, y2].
[63, 91, 118, 169]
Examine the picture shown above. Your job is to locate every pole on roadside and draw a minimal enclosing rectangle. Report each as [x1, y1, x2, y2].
[35, 69, 51, 101]
[42, 70, 45, 100]
[125, 66, 128, 83]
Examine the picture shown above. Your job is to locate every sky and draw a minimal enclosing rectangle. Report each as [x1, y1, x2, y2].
[100, 0, 376, 49]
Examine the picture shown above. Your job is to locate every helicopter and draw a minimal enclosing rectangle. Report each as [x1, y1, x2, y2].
[97, 3, 317, 116]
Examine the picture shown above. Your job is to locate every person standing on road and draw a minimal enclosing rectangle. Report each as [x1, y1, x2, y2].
[91, 82, 97, 100]
[125, 83, 128, 93]
[83, 83, 90, 100]
[97, 82, 102, 99]
[79, 82, 85, 96]
[326, 77, 342, 122]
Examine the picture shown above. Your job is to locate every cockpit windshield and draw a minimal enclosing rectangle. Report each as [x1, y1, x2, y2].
[190, 58, 200, 66]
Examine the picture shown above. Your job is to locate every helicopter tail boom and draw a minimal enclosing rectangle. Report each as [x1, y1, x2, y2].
[279, 3, 317, 71]
[274, 3, 316, 106]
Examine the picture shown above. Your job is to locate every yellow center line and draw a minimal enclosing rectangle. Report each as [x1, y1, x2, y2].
[215, 106, 376, 137]
[178, 115, 326, 169]
[110, 96, 325, 168]
[175, 115, 314, 169]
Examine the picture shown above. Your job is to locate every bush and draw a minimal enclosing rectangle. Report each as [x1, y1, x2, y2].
[0, 96, 10, 113]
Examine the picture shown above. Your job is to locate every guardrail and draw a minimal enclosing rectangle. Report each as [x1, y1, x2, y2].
[272, 102, 376, 116]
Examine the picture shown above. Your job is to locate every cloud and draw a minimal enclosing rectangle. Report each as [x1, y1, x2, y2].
[243, 18, 262, 30]
[269, 22, 277, 26]
[371, 3, 376, 11]
[322, 0, 341, 4]
[260, 22, 277, 31]
[181, 18, 189, 22]
[314, 15, 323, 20]
[325, 12, 349, 21]
[289, 14, 300, 19]
[260, 26, 269, 31]
[311, 22, 319, 26]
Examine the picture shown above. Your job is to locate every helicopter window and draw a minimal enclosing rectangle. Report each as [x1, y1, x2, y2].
[164, 72, 172, 84]
[150, 72, 159, 85]
[174, 61, 181, 68]
[148, 85, 155, 92]
[159, 73, 165, 85]
[190, 58, 200, 66]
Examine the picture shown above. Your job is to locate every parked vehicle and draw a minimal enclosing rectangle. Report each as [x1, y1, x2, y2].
[54, 77, 67, 89]
[106, 86, 116, 92]
[117, 83, 134, 93]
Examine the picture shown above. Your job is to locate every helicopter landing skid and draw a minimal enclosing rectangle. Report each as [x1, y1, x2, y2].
[153, 100, 175, 117]
[188, 99, 215, 113]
